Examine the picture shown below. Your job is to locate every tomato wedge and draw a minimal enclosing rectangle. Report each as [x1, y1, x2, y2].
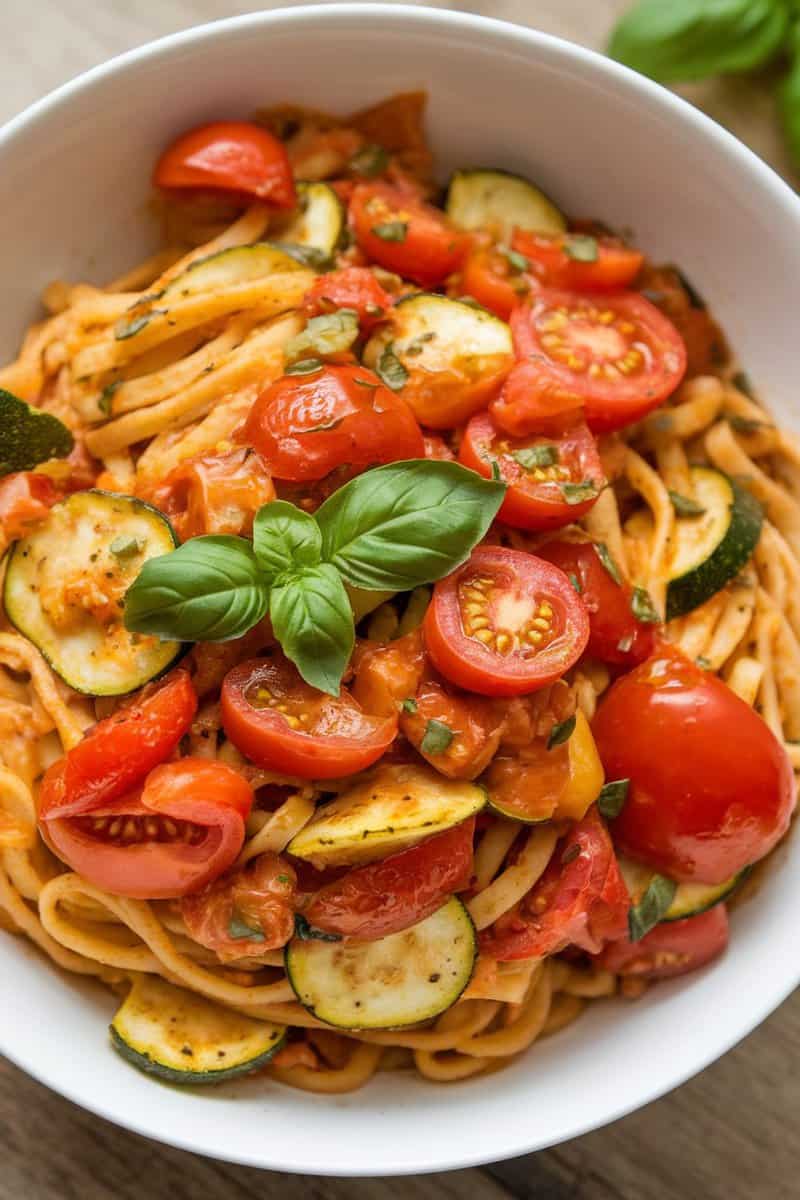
[537, 539, 656, 666]
[459, 412, 605, 530]
[242, 363, 424, 482]
[0, 472, 59, 541]
[349, 182, 468, 288]
[502, 290, 686, 435]
[423, 546, 589, 697]
[153, 120, 296, 209]
[304, 819, 475, 940]
[595, 905, 729, 980]
[44, 758, 252, 900]
[511, 230, 644, 292]
[458, 239, 526, 320]
[221, 653, 398, 779]
[38, 672, 198, 820]
[304, 267, 393, 332]
[592, 646, 795, 883]
[479, 807, 629, 960]
[181, 852, 297, 961]
[400, 677, 504, 779]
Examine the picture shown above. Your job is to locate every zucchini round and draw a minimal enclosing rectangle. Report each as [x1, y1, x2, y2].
[445, 168, 566, 239]
[618, 856, 743, 922]
[110, 975, 286, 1084]
[286, 897, 476, 1030]
[4, 490, 182, 696]
[271, 181, 346, 265]
[163, 242, 306, 299]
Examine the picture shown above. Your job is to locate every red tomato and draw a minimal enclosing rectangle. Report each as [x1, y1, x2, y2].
[511, 230, 644, 292]
[38, 672, 198, 820]
[459, 241, 524, 320]
[140, 447, 275, 540]
[181, 852, 297, 961]
[400, 677, 504, 779]
[242, 364, 424, 482]
[349, 182, 468, 288]
[305, 819, 475, 940]
[504, 290, 686, 434]
[153, 121, 296, 209]
[304, 267, 393, 331]
[537, 539, 655, 666]
[0, 472, 59, 541]
[221, 653, 398, 780]
[422, 433, 455, 462]
[490, 358, 585, 439]
[595, 904, 729, 980]
[44, 758, 252, 900]
[480, 807, 629, 960]
[459, 412, 605, 531]
[423, 547, 589, 697]
[592, 646, 795, 882]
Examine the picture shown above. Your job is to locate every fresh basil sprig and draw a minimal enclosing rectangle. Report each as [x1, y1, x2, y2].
[124, 459, 505, 695]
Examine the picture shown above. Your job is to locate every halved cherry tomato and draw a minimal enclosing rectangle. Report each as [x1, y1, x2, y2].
[638, 264, 727, 377]
[181, 852, 297, 961]
[458, 239, 525, 320]
[400, 677, 504, 779]
[44, 758, 252, 900]
[592, 646, 795, 883]
[459, 412, 604, 530]
[349, 182, 468, 287]
[221, 652, 398, 779]
[0, 472, 59, 541]
[537, 539, 656, 665]
[479, 807, 629, 960]
[242, 364, 424, 482]
[502, 290, 686, 435]
[511, 230, 644, 292]
[153, 121, 296, 209]
[304, 267, 393, 332]
[139, 447, 275, 540]
[305, 819, 475, 940]
[38, 672, 198, 820]
[423, 547, 589, 697]
[595, 905, 729, 980]
[490, 358, 585, 438]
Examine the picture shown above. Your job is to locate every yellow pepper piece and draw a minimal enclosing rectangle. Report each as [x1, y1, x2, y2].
[556, 709, 604, 821]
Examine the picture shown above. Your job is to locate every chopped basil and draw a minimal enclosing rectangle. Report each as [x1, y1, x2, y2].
[284, 357, 325, 376]
[401, 697, 418, 714]
[371, 221, 408, 243]
[375, 343, 409, 392]
[668, 490, 706, 517]
[420, 718, 454, 755]
[696, 655, 712, 670]
[631, 586, 660, 624]
[547, 713, 576, 750]
[114, 313, 151, 340]
[498, 244, 530, 274]
[277, 874, 291, 885]
[228, 915, 265, 942]
[109, 535, 144, 561]
[285, 309, 359, 361]
[512, 444, 559, 470]
[564, 234, 598, 263]
[568, 572, 582, 594]
[404, 331, 436, 356]
[628, 875, 678, 942]
[594, 541, 622, 586]
[560, 479, 599, 505]
[617, 633, 634, 653]
[491, 461, 502, 482]
[349, 143, 390, 178]
[294, 914, 341, 942]
[726, 411, 772, 434]
[270, 241, 330, 270]
[731, 370, 755, 399]
[98, 381, 120, 416]
[561, 843, 581, 865]
[597, 778, 630, 820]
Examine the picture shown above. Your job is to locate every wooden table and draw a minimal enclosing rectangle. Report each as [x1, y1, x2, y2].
[0, 3, 796, 1197]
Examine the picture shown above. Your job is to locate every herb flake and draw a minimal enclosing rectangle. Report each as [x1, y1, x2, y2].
[284, 357, 325, 376]
[375, 343, 409, 392]
[420, 718, 454, 755]
[594, 541, 622, 586]
[597, 778, 630, 820]
[371, 221, 408, 243]
[631, 586, 660, 624]
[547, 713, 576, 750]
[668, 490, 706, 517]
[228, 915, 265, 942]
[628, 875, 677, 942]
[564, 234, 598, 262]
[109, 535, 144, 561]
[512, 444, 559, 470]
[349, 143, 390, 178]
[560, 480, 599, 505]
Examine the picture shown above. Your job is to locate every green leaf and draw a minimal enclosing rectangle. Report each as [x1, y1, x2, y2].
[228, 915, 265, 941]
[349, 143, 390, 177]
[547, 713, 576, 750]
[315, 459, 506, 591]
[114, 312, 160, 340]
[402, 697, 418, 714]
[597, 779, 630, 820]
[420, 718, 454, 755]
[512, 444, 559, 470]
[608, 0, 789, 84]
[594, 541, 622, 586]
[375, 343, 409, 392]
[252, 500, 322, 581]
[285, 309, 359, 362]
[628, 875, 678, 942]
[269, 241, 330, 270]
[568, 571, 582, 594]
[294, 914, 342, 942]
[0, 389, 73, 475]
[726, 411, 772, 434]
[668, 489, 706, 517]
[631, 586, 661, 624]
[109, 534, 144, 561]
[284, 357, 325, 376]
[731, 370, 756, 399]
[371, 221, 408, 242]
[269, 563, 354, 695]
[98, 381, 120, 416]
[497, 244, 530, 273]
[559, 480, 600, 505]
[124, 535, 268, 642]
[564, 235, 598, 262]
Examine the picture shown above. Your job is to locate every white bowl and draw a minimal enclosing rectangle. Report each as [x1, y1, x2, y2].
[1, 3, 798, 1177]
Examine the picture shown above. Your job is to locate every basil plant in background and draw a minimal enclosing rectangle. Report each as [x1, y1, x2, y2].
[608, 0, 800, 168]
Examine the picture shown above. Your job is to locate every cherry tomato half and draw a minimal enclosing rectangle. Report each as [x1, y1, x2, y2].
[423, 546, 590, 697]
[479, 807, 629, 960]
[44, 758, 252, 900]
[592, 646, 795, 883]
[458, 240, 525, 320]
[153, 121, 296, 209]
[459, 412, 605, 531]
[505, 290, 687, 435]
[221, 653, 398, 779]
[181, 852, 297, 961]
[511, 230, 644, 292]
[242, 363, 424, 483]
[489, 358, 585, 438]
[305, 819, 475, 940]
[0, 472, 59, 541]
[304, 267, 393, 332]
[537, 539, 655, 666]
[595, 904, 729, 980]
[38, 671, 198, 820]
[349, 182, 468, 288]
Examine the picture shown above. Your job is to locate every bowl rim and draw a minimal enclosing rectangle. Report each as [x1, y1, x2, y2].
[1, 2, 799, 1176]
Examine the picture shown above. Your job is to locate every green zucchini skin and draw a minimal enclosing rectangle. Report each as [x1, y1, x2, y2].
[661, 867, 750, 922]
[109, 1026, 286, 1086]
[445, 168, 566, 239]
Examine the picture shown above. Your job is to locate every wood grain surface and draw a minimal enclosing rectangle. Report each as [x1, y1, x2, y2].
[0, 3, 796, 1197]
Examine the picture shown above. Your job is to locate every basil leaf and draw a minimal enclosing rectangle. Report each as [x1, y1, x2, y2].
[668, 489, 706, 516]
[564, 234, 598, 262]
[269, 241, 330, 270]
[594, 541, 622, 586]
[628, 875, 678, 942]
[269, 563, 354, 695]
[284, 357, 325, 376]
[228, 915, 265, 942]
[371, 221, 408, 242]
[0, 388, 74, 475]
[252, 500, 322, 582]
[726, 411, 772, 434]
[560, 480, 600, 505]
[315, 459, 506, 591]
[124, 535, 268, 642]
[109, 535, 144, 561]
[547, 713, 576, 750]
[285, 309, 359, 361]
[631, 586, 660, 624]
[512, 444, 559, 470]
[98, 381, 120, 416]
[375, 343, 409, 392]
[608, 0, 788, 84]
[597, 778, 630, 820]
[696, 655, 712, 669]
[568, 572, 582, 594]
[402, 697, 418, 714]
[294, 914, 342, 942]
[420, 719, 454, 755]
[114, 313, 152, 340]
[498, 244, 530, 273]
[349, 144, 390, 177]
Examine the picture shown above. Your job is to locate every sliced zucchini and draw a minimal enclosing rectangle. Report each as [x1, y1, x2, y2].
[110, 975, 286, 1084]
[286, 897, 476, 1030]
[446, 168, 566, 239]
[162, 242, 306, 299]
[270, 181, 346, 265]
[286, 762, 486, 868]
[4, 490, 182, 696]
[618, 857, 743, 922]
